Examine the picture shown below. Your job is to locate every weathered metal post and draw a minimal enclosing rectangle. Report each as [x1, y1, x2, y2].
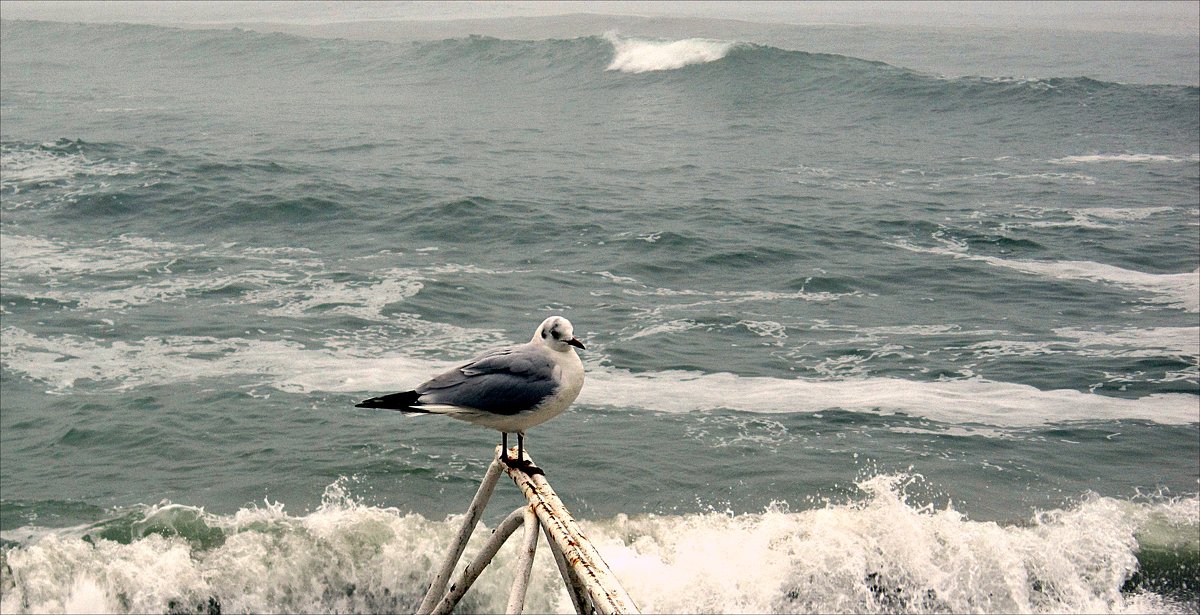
[416, 458, 505, 614]
[542, 523, 591, 614]
[415, 446, 640, 615]
[501, 448, 640, 615]
[429, 507, 528, 615]
[504, 506, 541, 614]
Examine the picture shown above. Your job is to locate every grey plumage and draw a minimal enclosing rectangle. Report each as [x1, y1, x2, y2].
[355, 316, 586, 461]
[408, 347, 559, 416]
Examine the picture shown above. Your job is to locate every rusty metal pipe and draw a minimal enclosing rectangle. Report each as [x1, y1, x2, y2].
[501, 447, 640, 615]
[430, 506, 528, 615]
[542, 522, 590, 614]
[416, 458, 505, 615]
[505, 506, 541, 614]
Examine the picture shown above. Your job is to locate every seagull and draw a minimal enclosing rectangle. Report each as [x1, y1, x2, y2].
[356, 316, 585, 474]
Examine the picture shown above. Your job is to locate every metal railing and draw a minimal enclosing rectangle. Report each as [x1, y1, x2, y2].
[415, 447, 640, 615]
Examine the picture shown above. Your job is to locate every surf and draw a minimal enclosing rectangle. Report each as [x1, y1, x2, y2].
[2, 476, 1194, 614]
[603, 32, 736, 73]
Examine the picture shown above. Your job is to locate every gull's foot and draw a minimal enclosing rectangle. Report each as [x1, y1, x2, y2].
[500, 455, 545, 476]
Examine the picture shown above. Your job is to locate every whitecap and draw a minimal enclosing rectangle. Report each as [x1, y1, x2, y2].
[604, 32, 735, 74]
[2, 479, 1193, 614]
[577, 369, 1199, 426]
[0, 146, 147, 207]
[626, 318, 705, 340]
[4, 322, 1195, 425]
[1050, 153, 1200, 164]
[892, 239, 1200, 312]
[592, 481, 1196, 614]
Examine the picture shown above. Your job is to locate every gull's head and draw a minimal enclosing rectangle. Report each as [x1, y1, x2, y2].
[534, 316, 585, 352]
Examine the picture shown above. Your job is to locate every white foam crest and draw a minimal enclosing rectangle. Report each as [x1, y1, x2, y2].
[1, 233, 532, 319]
[241, 269, 424, 319]
[578, 368, 1200, 426]
[809, 345, 913, 379]
[3, 480, 1192, 614]
[589, 482, 1196, 614]
[1063, 207, 1177, 222]
[591, 270, 638, 285]
[626, 318, 705, 340]
[739, 320, 789, 341]
[0, 233, 463, 318]
[0, 233, 329, 282]
[0, 234, 319, 311]
[959, 170, 1099, 185]
[893, 240, 1200, 312]
[843, 324, 969, 336]
[94, 106, 168, 113]
[0, 326, 323, 393]
[808, 322, 1009, 341]
[0, 147, 145, 190]
[786, 164, 905, 191]
[1057, 326, 1199, 359]
[604, 32, 735, 73]
[621, 286, 853, 308]
[0, 234, 319, 312]
[4, 325, 1195, 425]
[0, 325, 497, 395]
[966, 327, 1199, 364]
[0, 234, 192, 279]
[0, 484, 572, 614]
[1051, 154, 1200, 164]
[1017, 206, 1178, 230]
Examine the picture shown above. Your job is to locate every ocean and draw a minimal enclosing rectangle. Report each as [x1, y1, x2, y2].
[1, 15, 1197, 614]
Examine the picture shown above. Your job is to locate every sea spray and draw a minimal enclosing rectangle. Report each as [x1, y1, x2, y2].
[3, 476, 1194, 614]
[603, 31, 735, 73]
[0, 479, 571, 614]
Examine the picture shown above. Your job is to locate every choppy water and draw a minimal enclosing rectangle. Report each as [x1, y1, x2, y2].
[1, 18, 1197, 614]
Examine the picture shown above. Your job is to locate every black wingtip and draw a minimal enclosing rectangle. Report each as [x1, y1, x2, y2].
[355, 390, 423, 411]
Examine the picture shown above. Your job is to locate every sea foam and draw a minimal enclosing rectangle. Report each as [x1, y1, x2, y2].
[578, 369, 1200, 426]
[0, 144, 144, 189]
[1, 477, 1194, 614]
[604, 32, 735, 73]
[1050, 154, 1200, 164]
[893, 239, 1200, 313]
[3, 325, 1195, 426]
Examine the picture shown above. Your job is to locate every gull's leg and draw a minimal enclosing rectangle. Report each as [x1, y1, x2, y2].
[516, 432, 544, 476]
[499, 431, 542, 475]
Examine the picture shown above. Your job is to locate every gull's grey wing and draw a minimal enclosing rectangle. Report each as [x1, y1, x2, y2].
[416, 345, 558, 415]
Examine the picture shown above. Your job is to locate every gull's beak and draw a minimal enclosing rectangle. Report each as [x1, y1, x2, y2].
[567, 337, 586, 350]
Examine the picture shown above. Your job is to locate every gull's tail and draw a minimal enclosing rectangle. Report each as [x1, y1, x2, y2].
[355, 390, 427, 413]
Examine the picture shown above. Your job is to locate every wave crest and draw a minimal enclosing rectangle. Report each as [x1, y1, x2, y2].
[604, 32, 735, 73]
[2, 478, 1195, 614]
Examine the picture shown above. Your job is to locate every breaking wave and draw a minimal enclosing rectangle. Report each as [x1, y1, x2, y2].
[2, 476, 1195, 614]
[603, 32, 736, 73]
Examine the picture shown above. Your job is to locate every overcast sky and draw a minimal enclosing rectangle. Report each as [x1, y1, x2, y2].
[2, 1, 1197, 35]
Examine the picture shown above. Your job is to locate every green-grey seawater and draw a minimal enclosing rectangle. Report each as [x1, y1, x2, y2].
[1, 17, 1197, 613]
